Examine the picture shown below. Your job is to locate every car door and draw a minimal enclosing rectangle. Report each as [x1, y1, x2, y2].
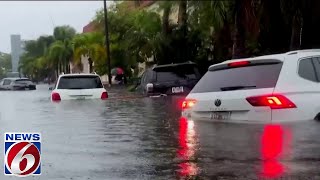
[2, 79, 12, 90]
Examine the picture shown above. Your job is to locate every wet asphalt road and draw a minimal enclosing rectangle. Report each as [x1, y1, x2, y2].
[1, 85, 320, 179]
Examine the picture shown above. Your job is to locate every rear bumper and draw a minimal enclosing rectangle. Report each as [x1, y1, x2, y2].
[182, 113, 272, 124]
[51, 98, 105, 102]
[147, 91, 188, 97]
[182, 110, 313, 124]
[13, 85, 36, 90]
[147, 88, 191, 96]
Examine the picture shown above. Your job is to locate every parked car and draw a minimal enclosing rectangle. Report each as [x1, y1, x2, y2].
[137, 62, 202, 96]
[0, 78, 36, 90]
[50, 73, 108, 101]
[182, 49, 320, 123]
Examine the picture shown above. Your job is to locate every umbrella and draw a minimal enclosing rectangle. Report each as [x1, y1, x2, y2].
[111, 67, 124, 75]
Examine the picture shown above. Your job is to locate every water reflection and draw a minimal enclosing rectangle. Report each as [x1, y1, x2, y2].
[260, 124, 292, 179]
[177, 117, 198, 177]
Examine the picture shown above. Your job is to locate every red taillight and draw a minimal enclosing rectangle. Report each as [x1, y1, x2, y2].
[101, 91, 108, 100]
[228, 61, 250, 67]
[51, 92, 61, 101]
[181, 99, 197, 109]
[246, 94, 296, 109]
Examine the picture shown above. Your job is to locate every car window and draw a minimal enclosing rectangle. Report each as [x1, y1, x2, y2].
[57, 76, 103, 89]
[15, 79, 32, 84]
[3, 79, 11, 85]
[191, 63, 283, 93]
[298, 58, 318, 82]
[311, 57, 320, 81]
[154, 65, 198, 82]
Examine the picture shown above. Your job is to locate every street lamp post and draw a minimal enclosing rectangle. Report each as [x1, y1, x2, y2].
[104, 0, 112, 86]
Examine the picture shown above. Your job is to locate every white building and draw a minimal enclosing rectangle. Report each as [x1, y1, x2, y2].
[10, 35, 23, 73]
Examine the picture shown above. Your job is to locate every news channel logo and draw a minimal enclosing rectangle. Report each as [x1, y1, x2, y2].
[4, 132, 41, 177]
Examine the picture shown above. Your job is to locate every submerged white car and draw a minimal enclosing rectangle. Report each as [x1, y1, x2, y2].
[51, 74, 108, 101]
[182, 49, 320, 123]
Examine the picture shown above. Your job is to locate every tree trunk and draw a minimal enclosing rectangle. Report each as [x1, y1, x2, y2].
[162, 4, 171, 37]
[300, 0, 320, 49]
[59, 62, 63, 74]
[63, 61, 66, 74]
[56, 64, 59, 78]
[232, 0, 246, 59]
[67, 61, 70, 73]
[178, 1, 187, 26]
[290, 15, 302, 50]
[159, 4, 172, 65]
[88, 58, 93, 73]
[215, 20, 233, 61]
[178, 0, 188, 62]
[259, 0, 290, 54]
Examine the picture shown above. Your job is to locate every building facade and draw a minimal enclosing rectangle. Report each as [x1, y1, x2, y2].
[10, 35, 23, 73]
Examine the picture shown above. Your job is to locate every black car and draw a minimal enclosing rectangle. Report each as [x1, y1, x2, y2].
[137, 62, 201, 96]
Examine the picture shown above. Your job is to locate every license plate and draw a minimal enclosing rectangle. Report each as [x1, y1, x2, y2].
[76, 96, 86, 100]
[211, 112, 231, 120]
[172, 86, 184, 93]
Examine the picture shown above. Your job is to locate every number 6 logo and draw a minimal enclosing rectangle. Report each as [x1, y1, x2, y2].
[5, 142, 41, 177]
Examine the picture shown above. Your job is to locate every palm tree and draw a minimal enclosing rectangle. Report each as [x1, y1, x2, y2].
[46, 40, 73, 76]
[158, 1, 173, 37]
[188, 1, 232, 62]
[44, 26, 76, 76]
[232, 0, 259, 58]
[53, 25, 76, 41]
[72, 32, 107, 73]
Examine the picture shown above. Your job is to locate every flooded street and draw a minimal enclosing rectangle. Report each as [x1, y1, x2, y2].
[1, 85, 320, 179]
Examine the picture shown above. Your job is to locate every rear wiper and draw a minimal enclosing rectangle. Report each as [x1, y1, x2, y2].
[220, 85, 256, 91]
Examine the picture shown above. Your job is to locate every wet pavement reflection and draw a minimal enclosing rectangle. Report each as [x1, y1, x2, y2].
[1, 85, 320, 179]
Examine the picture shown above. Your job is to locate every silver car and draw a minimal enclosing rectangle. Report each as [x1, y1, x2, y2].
[0, 78, 36, 90]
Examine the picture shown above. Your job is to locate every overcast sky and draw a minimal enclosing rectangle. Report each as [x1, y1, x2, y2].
[0, 1, 113, 53]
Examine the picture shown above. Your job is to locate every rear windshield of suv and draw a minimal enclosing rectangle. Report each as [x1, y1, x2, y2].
[15, 79, 32, 84]
[57, 75, 103, 89]
[155, 65, 199, 82]
[191, 62, 283, 93]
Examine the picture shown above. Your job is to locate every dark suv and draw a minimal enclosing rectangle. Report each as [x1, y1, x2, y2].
[137, 62, 201, 96]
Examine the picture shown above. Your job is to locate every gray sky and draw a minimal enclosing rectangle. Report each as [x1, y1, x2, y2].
[0, 1, 113, 53]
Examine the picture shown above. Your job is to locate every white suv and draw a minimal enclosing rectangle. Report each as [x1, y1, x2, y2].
[51, 73, 108, 101]
[182, 49, 320, 123]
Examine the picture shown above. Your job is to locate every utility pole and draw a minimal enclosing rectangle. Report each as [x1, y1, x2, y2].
[104, 0, 112, 86]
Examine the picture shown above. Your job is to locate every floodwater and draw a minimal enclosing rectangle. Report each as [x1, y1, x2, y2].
[1, 85, 320, 180]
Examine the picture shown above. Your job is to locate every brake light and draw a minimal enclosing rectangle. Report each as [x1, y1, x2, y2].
[182, 99, 197, 109]
[101, 91, 108, 100]
[146, 83, 154, 92]
[246, 94, 296, 109]
[51, 92, 61, 101]
[228, 61, 250, 67]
